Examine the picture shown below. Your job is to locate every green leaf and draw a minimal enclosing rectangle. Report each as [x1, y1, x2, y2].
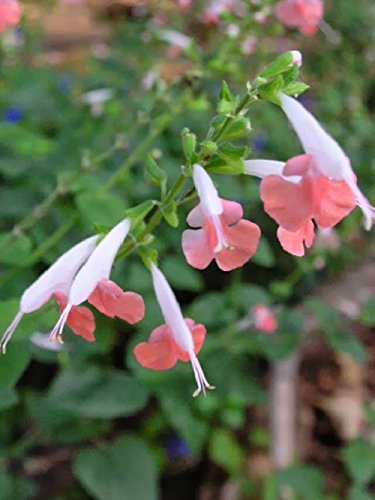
[162, 256, 204, 292]
[0, 233, 33, 267]
[46, 366, 149, 418]
[283, 82, 309, 97]
[0, 472, 36, 500]
[364, 402, 375, 427]
[219, 81, 234, 101]
[360, 299, 375, 327]
[258, 75, 284, 105]
[0, 387, 18, 411]
[161, 201, 179, 228]
[73, 435, 157, 500]
[124, 200, 155, 225]
[209, 428, 245, 476]
[76, 191, 127, 227]
[327, 331, 368, 364]
[276, 466, 324, 500]
[0, 341, 31, 388]
[219, 116, 251, 141]
[259, 52, 295, 79]
[343, 438, 375, 485]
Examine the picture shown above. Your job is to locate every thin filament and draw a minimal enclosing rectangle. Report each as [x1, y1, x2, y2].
[0, 311, 23, 354]
[49, 304, 72, 344]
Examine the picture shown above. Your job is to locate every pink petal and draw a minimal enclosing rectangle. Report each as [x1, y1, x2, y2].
[182, 228, 213, 269]
[276, 0, 304, 27]
[54, 292, 96, 342]
[0, 2, 21, 32]
[215, 219, 261, 271]
[67, 306, 96, 342]
[177, 320, 206, 362]
[260, 175, 314, 232]
[187, 203, 205, 227]
[277, 221, 315, 256]
[221, 199, 243, 225]
[314, 177, 356, 228]
[283, 154, 315, 177]
[88, 278, 145, 324]
[133, 324, 178, 370]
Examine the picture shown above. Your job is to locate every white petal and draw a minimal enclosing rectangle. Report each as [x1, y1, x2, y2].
[20, 235, 97, 314]
[151, 263, 194, 353]
[280, 93, 353, 181]
[193, 164, 223, 217]
[244, 159, 301, 184]
[69, 219, 130, 306]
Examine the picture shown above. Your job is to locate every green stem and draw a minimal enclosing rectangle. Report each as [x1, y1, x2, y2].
[116, 89, 257, 263]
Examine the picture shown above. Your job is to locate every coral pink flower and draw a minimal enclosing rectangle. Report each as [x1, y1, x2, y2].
[134, 264, 213, 397]
[182, 164, 261, 271]
[134, 318, 205, 370]
[50, 219, 145, 343]
[252, 304, 278, 333]
[0, 235, 98, 353]
[245, 93, 374, 256]
[0, 0, 21, 33]
[275, 0, 323, 36]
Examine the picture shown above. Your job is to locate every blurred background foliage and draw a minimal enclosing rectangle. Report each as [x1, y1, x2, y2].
[0, 0, 375, 499]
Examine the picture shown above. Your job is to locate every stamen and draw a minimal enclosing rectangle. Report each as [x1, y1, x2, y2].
[49, 304, 72, 344]
[211, 215, 229, 254]
[189, 351, 215, 397]
[0, 311, 24, 354]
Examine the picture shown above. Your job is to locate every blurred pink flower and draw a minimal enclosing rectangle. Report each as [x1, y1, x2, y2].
[275, 0, 323, 36]
[252, 304, 278, 333]
[182, 165, 261, 271]
[0, 0, 21, 33]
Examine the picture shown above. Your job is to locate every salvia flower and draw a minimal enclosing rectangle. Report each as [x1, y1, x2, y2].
[0, 0, 21, 34]
[134, 264, 213, 397]
[252, 304, 278, 333]
[275, 0, 323, 36]
[182, 164, 261, 271]
[0, 235, 98, 353]
[244, 94, 374, 256]
[50, 218, 145, 343]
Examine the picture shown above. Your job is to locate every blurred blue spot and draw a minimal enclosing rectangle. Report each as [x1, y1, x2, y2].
[297, 94, 315, 111]
[252, 133, 267, 151]
[3, 108, 23, 123]
[58, 74, 74, 94]
[166, 436, 190, 460]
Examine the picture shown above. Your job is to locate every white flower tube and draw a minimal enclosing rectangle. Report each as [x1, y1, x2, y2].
[151, 263, 213, 397]
[49, 219, 130, 342]
[0, 235, 97, 353]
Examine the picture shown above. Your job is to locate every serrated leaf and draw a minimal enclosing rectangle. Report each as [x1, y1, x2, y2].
[124, 200, 155, 225]
[0, 387, 18, 411]
[276, 466, 324, 500]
